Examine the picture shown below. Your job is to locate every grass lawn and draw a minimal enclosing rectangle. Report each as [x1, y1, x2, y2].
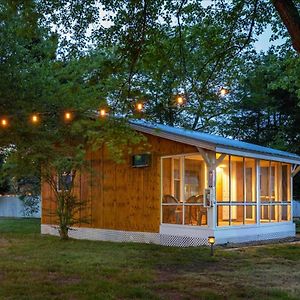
[0, 218, 300, 300]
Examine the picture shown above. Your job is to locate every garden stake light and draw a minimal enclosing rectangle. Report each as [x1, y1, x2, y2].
[208, 236, 215, 256]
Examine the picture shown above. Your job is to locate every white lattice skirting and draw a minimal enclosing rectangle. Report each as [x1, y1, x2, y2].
[41, 222, 296, 247]
[41, 225, 209, 247]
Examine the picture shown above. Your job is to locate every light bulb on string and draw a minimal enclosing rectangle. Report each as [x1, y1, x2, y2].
[64, 111, 72, 122]
[31, 114, 39, 124]
[1, 118, 8, 127]
[176, 95, 185, 106]
[99, 108, 107, 118]
[136, 102, 143, 112]
[220, 87, 229, 96]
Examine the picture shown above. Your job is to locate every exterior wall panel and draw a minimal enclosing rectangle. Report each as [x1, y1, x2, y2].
[41, 133, 197, 233]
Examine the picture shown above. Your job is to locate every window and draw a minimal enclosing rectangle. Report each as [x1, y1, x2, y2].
[57, 170, 74, 192]
[217, 155, 257, 226]
[161, 155, 207, 226]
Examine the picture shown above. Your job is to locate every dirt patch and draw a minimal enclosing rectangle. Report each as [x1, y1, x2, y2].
[26, 270, 82, 286]
[220, 236, 300, 251]
[0, 271, 5, 281]
[47, 272, 82, 285]
[0, 238, 10, 247]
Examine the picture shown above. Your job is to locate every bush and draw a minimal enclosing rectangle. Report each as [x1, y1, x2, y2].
[19, 195, 40, 217]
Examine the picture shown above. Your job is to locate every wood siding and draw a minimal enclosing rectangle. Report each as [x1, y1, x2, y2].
[41, 133, 197, 233]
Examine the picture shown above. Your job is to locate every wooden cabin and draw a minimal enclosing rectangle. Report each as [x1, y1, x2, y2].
[41, 120, 300, 246]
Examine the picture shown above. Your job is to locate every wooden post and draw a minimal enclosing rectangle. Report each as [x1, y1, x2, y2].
[207, 151, 216, 229]
[256, 159, 261, 225]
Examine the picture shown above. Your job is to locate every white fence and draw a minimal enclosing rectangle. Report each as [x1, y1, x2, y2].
[0, 196, 40, 218]
[294, 200, 300, 218]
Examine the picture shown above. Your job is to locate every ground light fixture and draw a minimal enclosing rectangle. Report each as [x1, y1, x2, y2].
[208, 236, 215, 256]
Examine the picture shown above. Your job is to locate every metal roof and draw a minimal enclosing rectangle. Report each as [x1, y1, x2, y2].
[130, 120, 300, 164]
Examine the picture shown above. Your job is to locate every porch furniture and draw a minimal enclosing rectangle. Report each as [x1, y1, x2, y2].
[162, 194, 181, 224]
[185, 194, 206, 225]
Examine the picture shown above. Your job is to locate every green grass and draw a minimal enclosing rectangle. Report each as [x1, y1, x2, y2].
[0, 218, 300, 300]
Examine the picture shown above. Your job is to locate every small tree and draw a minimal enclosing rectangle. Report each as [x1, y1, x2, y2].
[0, 1, 144, 239]
[4, 116, 143, 239]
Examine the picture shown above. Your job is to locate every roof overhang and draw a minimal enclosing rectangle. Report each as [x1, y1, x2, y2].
[131, 123, 300, 165]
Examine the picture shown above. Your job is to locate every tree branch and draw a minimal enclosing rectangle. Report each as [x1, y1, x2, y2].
[272, 0, 300, 53]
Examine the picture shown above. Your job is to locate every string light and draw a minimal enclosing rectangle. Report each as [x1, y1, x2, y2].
[136, 102, 143, 112]
[64, 112, 72, 121]
[220, 87, 229, 96]
[100, 109, 107, 117]
[31, 114, 39, 124]
[1, 118, 8, 127]
[0, 92, 198, 127]
[176, 95, 184, 105]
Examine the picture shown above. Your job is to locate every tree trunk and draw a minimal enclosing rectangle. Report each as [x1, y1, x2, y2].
[59, 225, 69, 240]
[272, 0, 300, 53]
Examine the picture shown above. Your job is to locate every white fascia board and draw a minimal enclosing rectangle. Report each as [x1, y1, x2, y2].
[216, 146, 300, 165]
[131, 124, 216, 151]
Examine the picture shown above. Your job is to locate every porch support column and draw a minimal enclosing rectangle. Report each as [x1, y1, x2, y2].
[197, 148, 220, 230]
[256, 160, 261, 225]
[292, 165, 300, 177]
[207, 151, 217, 229]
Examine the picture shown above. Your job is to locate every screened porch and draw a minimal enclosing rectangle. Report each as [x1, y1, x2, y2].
[161, 152, 292, 228]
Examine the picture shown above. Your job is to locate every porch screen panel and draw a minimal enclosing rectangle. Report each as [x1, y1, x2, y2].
[230, 156, 244, 225]
[282, 164, 288, 201]
[231, 156, 244, 202]
[184, 157, 203, 200]
[216, 155, 230, 202]
[281, 163, 291, 221]
[260, 160, 270, 223]
[184, 157, 207, 226]
[217, 155, 257, 227]
[245, 158, 257, 224]
[162, 158, 172, 195]
[173, 158, 181, 201]
[270, 161, 279, 222]
[162, 158, 182, 224]
[216, 155, 230, 226]
[260, 161, 290, 223]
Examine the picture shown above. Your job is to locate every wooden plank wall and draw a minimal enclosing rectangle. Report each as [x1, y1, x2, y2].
[42, 133, 197, 233]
